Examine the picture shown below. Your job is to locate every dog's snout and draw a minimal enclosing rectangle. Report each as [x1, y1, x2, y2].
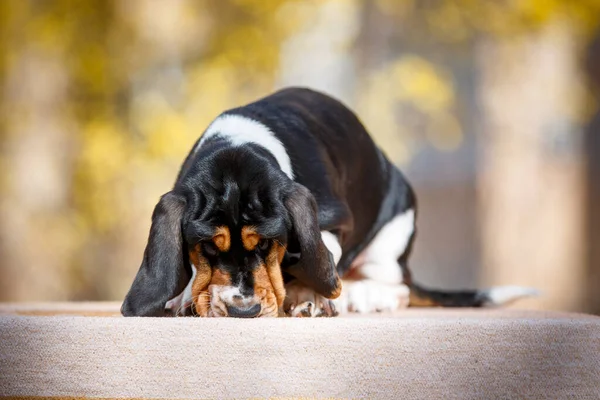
[226, 303, 261, 318]
[208, 285, 264, 318]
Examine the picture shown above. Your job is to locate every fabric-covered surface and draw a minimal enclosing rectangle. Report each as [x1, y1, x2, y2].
[0, 303, 599, 399]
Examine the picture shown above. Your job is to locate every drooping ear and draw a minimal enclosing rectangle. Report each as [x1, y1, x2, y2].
[284, 183, 342, 299]
[121, 191, 190, 317]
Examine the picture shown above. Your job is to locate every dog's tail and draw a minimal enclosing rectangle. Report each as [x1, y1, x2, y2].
[408, 282, 539, 307]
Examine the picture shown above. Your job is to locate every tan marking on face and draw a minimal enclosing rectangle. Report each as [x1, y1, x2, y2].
[213, 226, 230, 252]
[190, 244, 212, 317]
[253, 269, 279, 318]
[265, 241, 286, 307]
[193, 266, 233, 317]
[256, 287, 279, 317]
[253, 264, 271, 292]
[250, 241, 287, 316]
[209, 268, 233, 286]
[241, 226, 260, 251]
[191, 239, 287, 318]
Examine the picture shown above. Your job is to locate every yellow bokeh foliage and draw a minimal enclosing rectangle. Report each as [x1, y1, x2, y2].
[1, 0, 599, 300]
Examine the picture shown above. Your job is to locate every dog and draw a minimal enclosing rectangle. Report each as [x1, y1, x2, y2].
[121, 87, 536, 317]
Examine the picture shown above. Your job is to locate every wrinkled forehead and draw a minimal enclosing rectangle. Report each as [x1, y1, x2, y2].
[184, 211, 288, 248]
[183, 177, 290, 247]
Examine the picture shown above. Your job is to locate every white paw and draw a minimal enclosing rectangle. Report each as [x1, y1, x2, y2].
[284, 281, 338, 317]
[333, 280, 410, 314]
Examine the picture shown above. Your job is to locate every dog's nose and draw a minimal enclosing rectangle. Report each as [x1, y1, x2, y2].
[226, 303, 261, 318]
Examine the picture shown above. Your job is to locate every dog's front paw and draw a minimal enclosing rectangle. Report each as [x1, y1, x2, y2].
[334, 279, 410, 314]
[284, 281, 338, 317]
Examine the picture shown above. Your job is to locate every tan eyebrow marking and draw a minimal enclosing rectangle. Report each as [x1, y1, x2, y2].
[241, 226, 260, 251]
[213, 226, 231, 252]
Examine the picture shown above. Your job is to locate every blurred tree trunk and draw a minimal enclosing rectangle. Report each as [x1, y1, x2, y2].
[583, 30, 600, 315]
[584, 112, 600, 314]
[476, 22, 586, 311]
[0, 28, 75, 300]
[276, 0, 360, 103]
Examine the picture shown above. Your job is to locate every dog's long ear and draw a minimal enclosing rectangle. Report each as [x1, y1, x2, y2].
[284, 183, 342, 299]
[121, 192, 190, 316]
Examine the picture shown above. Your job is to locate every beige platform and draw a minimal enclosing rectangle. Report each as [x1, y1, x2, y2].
[0, 302, 599, 399]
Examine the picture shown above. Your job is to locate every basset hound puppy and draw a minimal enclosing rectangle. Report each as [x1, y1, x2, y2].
[121, 87, 536, 318]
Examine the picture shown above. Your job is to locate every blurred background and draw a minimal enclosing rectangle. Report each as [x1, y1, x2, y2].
[1, 0, 600, 314]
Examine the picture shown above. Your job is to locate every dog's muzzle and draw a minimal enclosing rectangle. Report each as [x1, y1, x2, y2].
[208, 285, 264, 318]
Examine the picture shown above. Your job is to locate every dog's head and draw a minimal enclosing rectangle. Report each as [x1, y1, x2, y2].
[121, 145, 341, 317]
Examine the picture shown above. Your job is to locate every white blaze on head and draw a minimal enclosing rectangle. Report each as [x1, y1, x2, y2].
[195, 114, 294, 180]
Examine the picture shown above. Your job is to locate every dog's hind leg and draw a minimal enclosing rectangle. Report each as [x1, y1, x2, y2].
[323, 208, 415, 315]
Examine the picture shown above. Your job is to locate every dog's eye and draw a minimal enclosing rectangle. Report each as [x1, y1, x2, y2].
[258, 239, 269, 251]
[203, 242, 218, 257]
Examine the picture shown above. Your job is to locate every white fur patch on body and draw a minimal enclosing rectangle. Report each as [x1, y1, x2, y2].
[195, 114, 294, 179]
[352, 208, 415, 284]
[165, 263, 197, 316]
[321, 231, 342, 265]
